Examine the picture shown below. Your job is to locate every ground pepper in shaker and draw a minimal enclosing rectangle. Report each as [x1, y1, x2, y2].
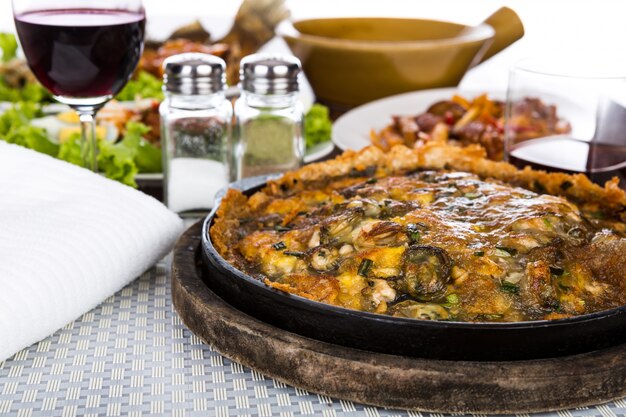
[160, 53, 232, 213]
[234, 54, 304, 180]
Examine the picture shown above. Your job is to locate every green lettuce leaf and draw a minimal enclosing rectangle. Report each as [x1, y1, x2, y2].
[57, 134, 84, 167]
[1, 102, 160, 187]
[59, 132, 139, 188]
[0, 77, 51, 103]
[0, 101, 42, 135]
[98, 137, 138, 188]
[0, 102, 57, 156]
[0, 106, 27, 135]
[19, 82, 50, 102]
[97, 121, 163, 186]
[4, 124, 59, 156]
[0, 79, 21, 102]
[0, 33, 18, 63]
[118, 121, 162, 173]
[65, 122, 161, 187]
[116, 71, 164, 101]
[304, 103, 332, 149]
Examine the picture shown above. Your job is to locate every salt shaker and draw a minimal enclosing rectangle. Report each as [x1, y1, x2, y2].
[160, 53, 232, 213]
[234, 54, 304, 180]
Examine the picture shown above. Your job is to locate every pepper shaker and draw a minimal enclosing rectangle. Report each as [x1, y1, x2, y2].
[234, 54, 304, 180]
[160, 53, 233, 213]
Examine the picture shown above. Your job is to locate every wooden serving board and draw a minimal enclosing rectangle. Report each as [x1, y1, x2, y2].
[171, 221, 626, 414]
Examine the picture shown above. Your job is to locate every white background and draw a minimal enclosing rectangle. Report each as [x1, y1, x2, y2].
[1, 0, 625, 92]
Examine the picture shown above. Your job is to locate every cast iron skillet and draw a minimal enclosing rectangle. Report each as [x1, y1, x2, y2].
[201, 176, 626, 361]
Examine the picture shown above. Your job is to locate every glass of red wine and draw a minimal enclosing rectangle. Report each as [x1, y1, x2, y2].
[12, 0, 146, 172]
[504, 57, 626, 189]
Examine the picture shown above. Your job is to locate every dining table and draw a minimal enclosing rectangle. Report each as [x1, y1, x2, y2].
[2, 1, 626, 416]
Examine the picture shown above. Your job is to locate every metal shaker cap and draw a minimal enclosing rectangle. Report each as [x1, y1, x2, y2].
[240, 54, 301, 95]
[163, 53, 226, 95]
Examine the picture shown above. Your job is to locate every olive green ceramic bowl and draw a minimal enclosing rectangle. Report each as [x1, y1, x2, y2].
[278, 7, 523, 109]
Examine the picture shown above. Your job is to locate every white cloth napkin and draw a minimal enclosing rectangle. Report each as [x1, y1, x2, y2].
[0, 142, 184, 361]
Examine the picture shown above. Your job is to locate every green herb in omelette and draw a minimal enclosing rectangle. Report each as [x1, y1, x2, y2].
[496, 246, 518, 256]
[283, 250, 305, 258]
[272, 241, 287, 250]
[501, 281, 520, 294]
[274, 225, 292, 232]
[445, 293, 459, 305]
[358, 259, 373, 277]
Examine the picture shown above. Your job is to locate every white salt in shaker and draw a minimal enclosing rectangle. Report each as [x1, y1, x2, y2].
[160, 53, 232, 213]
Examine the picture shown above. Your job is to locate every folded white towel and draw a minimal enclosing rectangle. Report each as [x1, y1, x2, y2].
[0, 142, 184, 361]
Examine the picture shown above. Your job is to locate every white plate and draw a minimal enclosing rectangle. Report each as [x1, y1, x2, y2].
[304, 140, 334, 163]
[333, 88, 503, 151]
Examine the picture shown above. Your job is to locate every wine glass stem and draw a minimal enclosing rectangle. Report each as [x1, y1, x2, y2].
[78, 110, 98, 172]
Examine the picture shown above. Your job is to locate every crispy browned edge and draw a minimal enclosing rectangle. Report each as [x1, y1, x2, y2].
[211, 143, 626, 261]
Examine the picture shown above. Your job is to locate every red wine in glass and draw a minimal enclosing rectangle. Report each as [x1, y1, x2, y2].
[12, 3, 145, 172]
[509, 137, 626, 189]
[508, 99, 626, 190]
[14, 9, 145, 98]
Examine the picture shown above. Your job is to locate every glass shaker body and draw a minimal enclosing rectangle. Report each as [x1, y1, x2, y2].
[234, 90, 304, 180]
[160, 92, 232, 213]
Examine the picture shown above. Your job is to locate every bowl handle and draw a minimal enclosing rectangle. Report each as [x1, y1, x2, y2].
[476, 6, 524, 64]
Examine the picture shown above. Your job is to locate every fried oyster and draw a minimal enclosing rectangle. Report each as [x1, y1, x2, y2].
[211, 143, 626, 322]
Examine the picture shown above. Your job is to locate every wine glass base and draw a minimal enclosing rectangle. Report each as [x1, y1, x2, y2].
[53, 95, 112, 113]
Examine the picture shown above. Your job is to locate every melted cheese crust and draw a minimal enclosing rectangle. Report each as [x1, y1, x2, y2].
[211, 144, 626, 322]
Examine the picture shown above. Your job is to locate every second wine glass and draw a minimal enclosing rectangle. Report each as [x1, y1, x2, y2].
[12, 0, 146, 172]
[505, 57, 626, 188]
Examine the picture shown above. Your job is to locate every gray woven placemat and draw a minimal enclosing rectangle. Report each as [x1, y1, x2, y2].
[1, 260, 625, 417]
